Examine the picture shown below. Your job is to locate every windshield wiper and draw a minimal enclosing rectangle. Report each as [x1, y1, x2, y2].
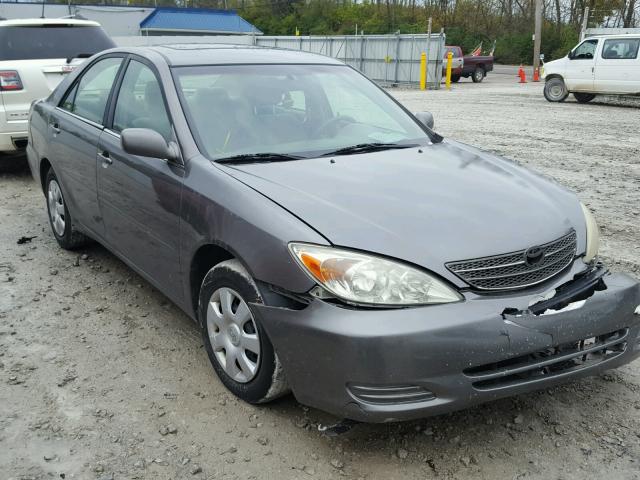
[215, 153, 306, 164]
[320, 142, 419, 157]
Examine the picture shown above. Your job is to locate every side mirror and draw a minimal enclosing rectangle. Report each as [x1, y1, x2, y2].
[121, 128, 179, 161]
[568, 50, 574, 59]
[414, 111, 435, 130]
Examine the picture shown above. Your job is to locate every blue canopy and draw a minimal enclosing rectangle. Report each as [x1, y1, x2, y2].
[140, 7, 262, 35]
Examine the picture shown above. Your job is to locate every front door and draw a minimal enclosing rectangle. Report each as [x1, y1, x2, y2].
[565, 39, 598, 91]
[49, 56, 124, 236]
[97, 58, 184, 297]
[594, 37, 640, 94]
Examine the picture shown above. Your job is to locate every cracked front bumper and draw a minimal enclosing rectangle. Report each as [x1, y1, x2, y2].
[254, 272, 640, 422]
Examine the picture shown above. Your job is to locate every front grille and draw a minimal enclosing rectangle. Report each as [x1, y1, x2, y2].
[347, 384, 435, 405]
[464, 329, 628, 391]
[446, 230, 577, 291]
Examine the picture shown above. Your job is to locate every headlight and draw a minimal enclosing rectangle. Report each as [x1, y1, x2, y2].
[289, 243, 462, 306]
[580, 203, 600, 263]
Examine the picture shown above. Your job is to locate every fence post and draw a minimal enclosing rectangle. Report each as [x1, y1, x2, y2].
[394, 34, 401, 84]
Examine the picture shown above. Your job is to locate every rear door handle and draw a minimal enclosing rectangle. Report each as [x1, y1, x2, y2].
[98, 150, 113, 167]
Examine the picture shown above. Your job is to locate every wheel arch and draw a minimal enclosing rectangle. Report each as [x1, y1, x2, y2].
[544, 73, 565, 83]
[39, 158, 52, 193]
[189, 242, 236, 321]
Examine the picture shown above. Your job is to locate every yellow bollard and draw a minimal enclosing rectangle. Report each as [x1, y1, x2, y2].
[420, 52, 426, 90]
[445, 51, 453, 90]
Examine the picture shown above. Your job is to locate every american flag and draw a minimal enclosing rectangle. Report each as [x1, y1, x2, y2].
[469, 43, 483, 56]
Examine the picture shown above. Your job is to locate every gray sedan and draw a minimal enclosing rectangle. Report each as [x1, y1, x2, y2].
[27, 45, 640, 423]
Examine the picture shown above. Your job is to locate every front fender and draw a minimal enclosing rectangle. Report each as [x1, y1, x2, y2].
[179, 156, 329, 319]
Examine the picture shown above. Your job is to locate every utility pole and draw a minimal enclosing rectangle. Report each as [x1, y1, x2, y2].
[425, 17, 432, 86]
[532, 0, 542, 75]
[580, 6, 590, 41]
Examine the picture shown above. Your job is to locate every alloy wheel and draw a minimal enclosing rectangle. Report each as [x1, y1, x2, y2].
[206, 287, 261, 383]
[48, 180, 66, 237]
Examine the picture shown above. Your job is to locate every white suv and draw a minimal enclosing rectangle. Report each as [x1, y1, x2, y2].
[543, 34, 640, 103]
[0, 18, 115, 153]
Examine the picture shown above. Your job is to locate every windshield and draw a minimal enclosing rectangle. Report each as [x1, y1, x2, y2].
[0, 25, 115, 61]
[173, 64, 432, 160]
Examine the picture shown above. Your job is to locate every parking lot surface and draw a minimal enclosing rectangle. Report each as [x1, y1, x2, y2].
[1, 78, 639, 480]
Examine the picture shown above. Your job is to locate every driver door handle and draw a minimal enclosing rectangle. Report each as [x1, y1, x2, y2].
[51, 122, 61, 134]
[98, 150, 113, 167]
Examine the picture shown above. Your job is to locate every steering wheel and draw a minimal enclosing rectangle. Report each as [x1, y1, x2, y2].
[315, 115, 356, 137]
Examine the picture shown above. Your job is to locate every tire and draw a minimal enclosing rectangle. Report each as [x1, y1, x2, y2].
[471, 67, 485, 83]
[544, 77, 569, 102]
[574, 93, 596, 103]
[451, 75, 461, 83]
[45, 168, 91, 250]
[199, 259, 288, 404]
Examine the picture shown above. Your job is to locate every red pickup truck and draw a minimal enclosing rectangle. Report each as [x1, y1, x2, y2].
[443, 46, 494, 83]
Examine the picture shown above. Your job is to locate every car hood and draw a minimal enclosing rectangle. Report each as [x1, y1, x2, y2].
[222, 140, 586, 287]
[543, 57, 567, 75]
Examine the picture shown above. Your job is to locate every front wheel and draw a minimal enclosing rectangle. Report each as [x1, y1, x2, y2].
[451, 75, 461, 83]
[544, 78, 569, 102]
[199, 259, 289, 404]
[471, 67, 485, 83]
[574, 93, 596, 103]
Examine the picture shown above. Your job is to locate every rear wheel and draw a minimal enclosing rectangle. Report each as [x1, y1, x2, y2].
[45, 168, 91, 250]
[471, 67, 485, 83]
[199, 259, 288, 404]
[544, 77, 569, 102]
[574, 93, 596, 103]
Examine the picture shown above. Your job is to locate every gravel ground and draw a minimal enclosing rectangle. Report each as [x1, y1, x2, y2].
[1, 77, 639, 480]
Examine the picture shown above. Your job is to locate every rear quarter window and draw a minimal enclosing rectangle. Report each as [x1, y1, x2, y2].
[602, 38, 640, 59]
[0, 25, 115, 61]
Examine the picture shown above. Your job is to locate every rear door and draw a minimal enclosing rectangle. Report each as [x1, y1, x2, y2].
[594, 37, 640, 94]
[97, 57, 184, 295]
[49, 55, 124, 237]
[564, 39, 598, 91]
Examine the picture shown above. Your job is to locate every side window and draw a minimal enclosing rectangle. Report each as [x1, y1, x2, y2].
[572, 40, 598, 60]
[60, 57, 122, 124]
[602, 38, 640, 59]
[60, 83, 78, 112]
[113, 60, 172, 141]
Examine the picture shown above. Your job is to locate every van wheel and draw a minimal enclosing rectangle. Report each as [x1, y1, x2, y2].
[199, 259, 289, 404]
[574, 93, 596, 103]
[45, 169, 91, 250]
[544, 78, 569, 102]
[471, 67, 485, 83]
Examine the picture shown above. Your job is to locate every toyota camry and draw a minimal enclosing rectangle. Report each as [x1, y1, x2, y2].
[27, 45, 640, 422]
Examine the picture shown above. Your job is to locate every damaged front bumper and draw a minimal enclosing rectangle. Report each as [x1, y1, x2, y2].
[253, 267, 640, 422]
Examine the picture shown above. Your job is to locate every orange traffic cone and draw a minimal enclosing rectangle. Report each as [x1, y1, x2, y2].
[532, 67, 540, 82]
[518, 65, 527, 83]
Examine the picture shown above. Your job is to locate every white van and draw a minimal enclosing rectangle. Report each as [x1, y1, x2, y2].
[0, 18, 114, 153]
[542, 34, 640, 103]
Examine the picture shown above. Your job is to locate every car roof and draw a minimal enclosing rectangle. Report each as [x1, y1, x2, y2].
[0, 18, 100, 27]
[587, 34, 640, 40]
[123, 44, 344, 67]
